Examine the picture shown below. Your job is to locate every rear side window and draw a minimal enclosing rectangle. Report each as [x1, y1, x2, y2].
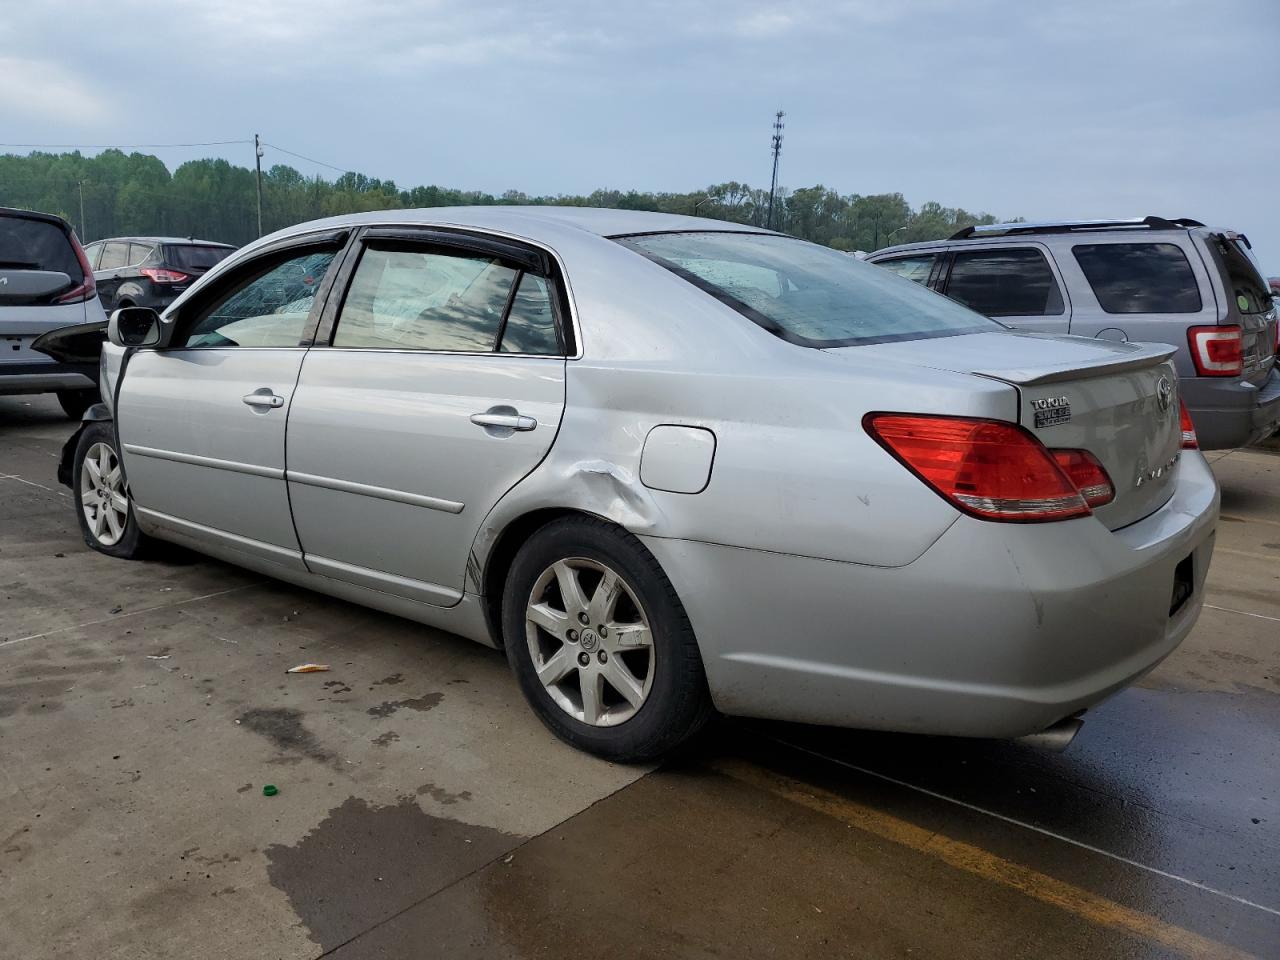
[0, 215, 81, 281]
[166, 244, 233, 272]
[98, 242, 129, 271]
[184, 248, 338, 348]
[1072, 243, 1202, 314]
[332, 244, 562, 355]
[617, 232, 997, 347]
[944, 248, 1065, 317]
[129, 242, 155, 266]
[875, 254, 936, 285]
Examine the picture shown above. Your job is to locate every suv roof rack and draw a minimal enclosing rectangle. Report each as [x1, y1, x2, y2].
[948, 216, 1205, 241]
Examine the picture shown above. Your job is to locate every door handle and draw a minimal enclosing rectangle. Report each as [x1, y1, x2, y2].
[470, 412, 537, 432]
[242, 391, 285, 409]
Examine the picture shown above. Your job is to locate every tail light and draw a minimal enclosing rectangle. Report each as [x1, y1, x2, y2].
[1179, 399, 1198, 449]
[864, 414, 1092, 522]
[1051, 449, 1114, 507]
[54, 231, 97, 304]
[1187, 325, 1242, 376]
[141, 267, 190, 284]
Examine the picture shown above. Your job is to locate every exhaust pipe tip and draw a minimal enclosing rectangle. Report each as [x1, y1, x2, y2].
[1016, 716, 1084, 752]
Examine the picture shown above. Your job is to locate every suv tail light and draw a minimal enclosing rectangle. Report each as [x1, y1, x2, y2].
[864, 414, 1092, 522]
[1187, 325, 1243, 376]
[1051, 449, 1114, 508]
[54, 231, 97, 304]
[141, 267, 190, 284]
[1179, 399, 1198, 449]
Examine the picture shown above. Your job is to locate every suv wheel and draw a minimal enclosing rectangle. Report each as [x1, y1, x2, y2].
[57, 389, 99, 420]
[502, 516, 713, 761]
[73, 421, 149, 558]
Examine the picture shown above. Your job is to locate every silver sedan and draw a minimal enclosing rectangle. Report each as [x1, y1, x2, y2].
[61, 208, 1218, 760]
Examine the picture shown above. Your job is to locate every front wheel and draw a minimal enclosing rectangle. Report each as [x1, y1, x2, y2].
[73, 421, 149, 559]
[502, 516, 712, 761]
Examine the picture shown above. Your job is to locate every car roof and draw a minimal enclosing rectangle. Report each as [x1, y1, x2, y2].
[262, 206, 771, 246]
[88, 236, 236, 247]
[0, 206, 71, 230]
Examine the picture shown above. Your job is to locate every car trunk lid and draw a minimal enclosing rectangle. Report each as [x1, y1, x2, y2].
[827, 331, 1183, 530]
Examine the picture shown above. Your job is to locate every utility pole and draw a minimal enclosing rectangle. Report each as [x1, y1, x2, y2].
[254, 133, 264, 238]
[77, 180, 87, 242]
[767, 110, 785, 230]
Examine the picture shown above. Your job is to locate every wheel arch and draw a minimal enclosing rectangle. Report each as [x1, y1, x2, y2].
[478, 506, 610, 647]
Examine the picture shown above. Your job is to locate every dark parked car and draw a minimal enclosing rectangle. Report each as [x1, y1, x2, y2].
[84, 237, 235, 312]
[0, 206, 107, 418]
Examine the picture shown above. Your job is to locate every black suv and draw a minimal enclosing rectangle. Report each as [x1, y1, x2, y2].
[84, 237, 235, 312]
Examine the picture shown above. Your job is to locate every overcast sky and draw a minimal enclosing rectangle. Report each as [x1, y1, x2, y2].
[2, 0, 1278, 269]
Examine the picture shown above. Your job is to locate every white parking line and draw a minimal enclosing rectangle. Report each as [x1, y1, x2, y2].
[770, 736, 1280, 920]
[0, 472, 69, 499]
[1204, 603, 1280, 624]
[0, 586, 254, 649]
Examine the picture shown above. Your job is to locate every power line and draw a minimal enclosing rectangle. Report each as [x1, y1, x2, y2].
[0, 139, 252, 149]
[262, 142, 351, 174]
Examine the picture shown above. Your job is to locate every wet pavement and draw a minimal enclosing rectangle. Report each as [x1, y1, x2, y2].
[1, 393, 1277, 959]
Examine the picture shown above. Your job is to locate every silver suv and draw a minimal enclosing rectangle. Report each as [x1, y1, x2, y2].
[0, 207, 108, 418]
[868, 217, 1280, 449]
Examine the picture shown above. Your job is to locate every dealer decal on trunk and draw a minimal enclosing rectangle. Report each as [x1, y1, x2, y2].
[1031, 395, 1072, 429]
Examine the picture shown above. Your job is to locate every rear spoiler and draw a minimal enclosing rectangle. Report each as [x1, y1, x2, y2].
[972, 341, 1176, 386]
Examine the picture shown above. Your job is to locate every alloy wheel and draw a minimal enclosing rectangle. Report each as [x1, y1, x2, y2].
[524, 557, 655, 727]
[80, 442, 129, 547]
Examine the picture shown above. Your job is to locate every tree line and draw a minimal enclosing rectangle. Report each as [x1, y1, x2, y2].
[0, 149, 1004, 252]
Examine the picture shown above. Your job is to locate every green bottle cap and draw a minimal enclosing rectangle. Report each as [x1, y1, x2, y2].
[263, 784, 278, 797]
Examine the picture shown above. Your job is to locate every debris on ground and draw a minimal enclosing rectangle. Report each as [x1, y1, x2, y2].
[109, 605, 123, 614]
[286, 663, 330, 674]
[145, 655, 171, 660]
[262, 785, 278, 797]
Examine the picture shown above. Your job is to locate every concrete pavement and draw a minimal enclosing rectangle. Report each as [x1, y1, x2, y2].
[1, 393, 1276, 959]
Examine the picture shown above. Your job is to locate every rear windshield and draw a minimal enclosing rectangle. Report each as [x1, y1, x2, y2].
[617, 232, 999, 347]
[165, 244, 234, 272]
[0, 214, 82, 282]
[1208, 236, 1272, 316]
[1072, 243, 1201, 314]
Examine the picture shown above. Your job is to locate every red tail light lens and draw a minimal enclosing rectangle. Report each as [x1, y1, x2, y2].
[1051, 449, 1114, 508]
[55, 231, 97, 304]
[1187, 325, 1242, 376]
[864, 414, 1090, 522]
[1179, 399, 1198, 449]
[141, 267, 190, 284]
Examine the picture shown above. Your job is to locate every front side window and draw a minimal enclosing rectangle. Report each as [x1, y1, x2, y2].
[184, 248, 337, 348]
[98, 242, 129, 271]
[1072, 243, 1202, 314]
[945, 248, 1065, 317]
[333, 245, 560, 354]
[875, 254, 936, 286]
[617, 232, 998, 347]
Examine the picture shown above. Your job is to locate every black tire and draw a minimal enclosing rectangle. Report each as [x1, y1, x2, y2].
[57, 388, 99, 420]
[502, 515, 713, 762]
[72, 420, 149, 559]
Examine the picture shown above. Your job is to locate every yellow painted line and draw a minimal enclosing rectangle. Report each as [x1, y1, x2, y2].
[714, 759, 1258, 960]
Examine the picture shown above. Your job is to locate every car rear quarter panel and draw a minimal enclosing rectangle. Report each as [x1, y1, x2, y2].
[472, 237, 1019, 572]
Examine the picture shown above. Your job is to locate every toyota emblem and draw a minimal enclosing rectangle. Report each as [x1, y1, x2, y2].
[1156, 376, 1173, 413]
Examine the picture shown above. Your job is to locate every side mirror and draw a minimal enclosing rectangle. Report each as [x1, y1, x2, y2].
[108, 307, 164, 348]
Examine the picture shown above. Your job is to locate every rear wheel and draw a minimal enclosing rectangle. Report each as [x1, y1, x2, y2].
[502, 516, 712, 761]
[73, 421, 149, 559]
[57, 388, 99, 420]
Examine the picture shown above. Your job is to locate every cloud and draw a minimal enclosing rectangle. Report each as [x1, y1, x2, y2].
[0, 58, 108, 125]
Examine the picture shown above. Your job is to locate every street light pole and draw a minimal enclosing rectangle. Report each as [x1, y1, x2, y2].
[77, 180, 87, 242]
[767, 110, 785, 230]
[254, 133, 264, 238]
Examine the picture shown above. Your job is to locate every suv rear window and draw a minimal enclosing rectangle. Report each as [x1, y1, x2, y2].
[1072, 243, 1202, 314]
[0, 214, 82, 281]
[944, 248, 1065, 317]
[165, 244, 234, 272]
[617, 232, 998, 347]
[1208, 236, 1271, 316]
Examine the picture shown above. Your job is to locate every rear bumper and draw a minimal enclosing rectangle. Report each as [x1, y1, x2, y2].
[0, 360, 97, 395]
[1182, 369, 1280, 449]
[641, 452, 1219, 739]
